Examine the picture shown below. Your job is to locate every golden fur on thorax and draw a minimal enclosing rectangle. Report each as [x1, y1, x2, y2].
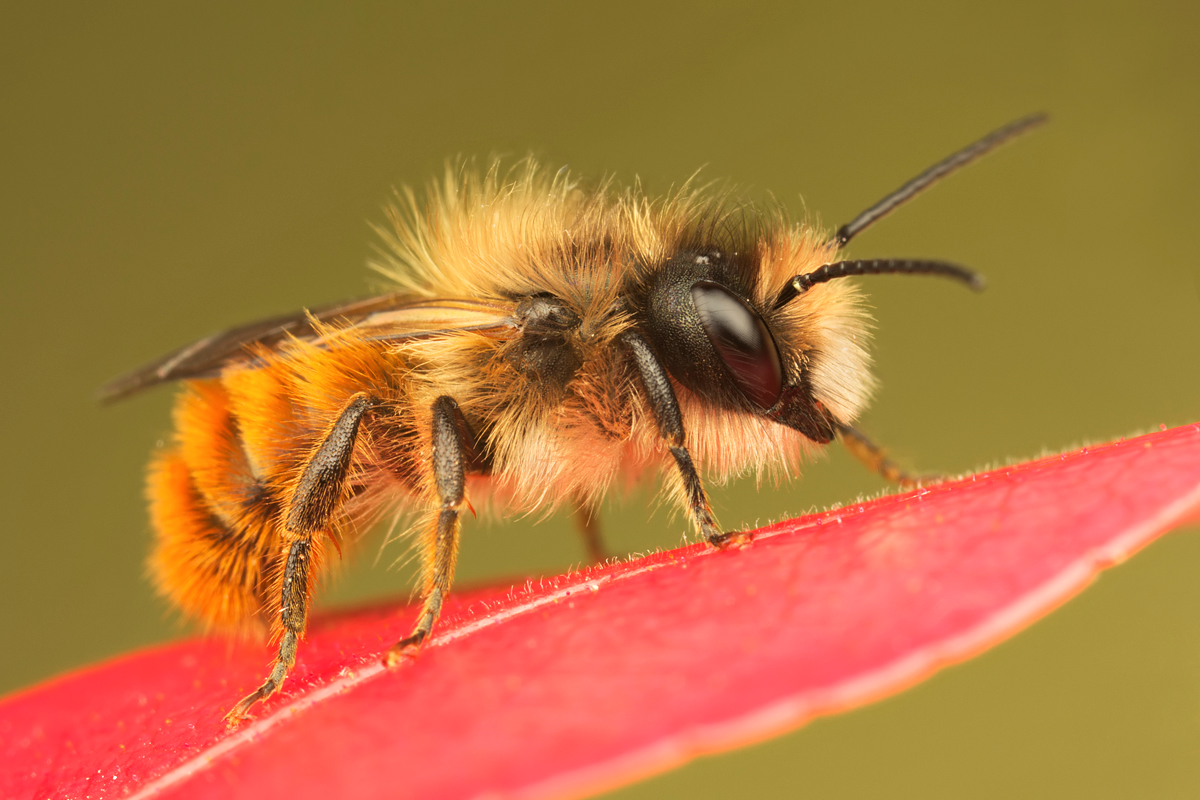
[371, 159, 875, 496]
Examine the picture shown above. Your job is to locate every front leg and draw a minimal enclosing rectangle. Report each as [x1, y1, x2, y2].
[620, 331, 730, 547]
[836, 421, 937, 489]
[385, 395, 467, 665]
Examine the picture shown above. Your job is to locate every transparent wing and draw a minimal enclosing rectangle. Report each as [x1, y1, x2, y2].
[99, 293, 518, 402]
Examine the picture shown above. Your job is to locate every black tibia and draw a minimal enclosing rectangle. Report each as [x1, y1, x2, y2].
[836, 422, 931, 489]
[620, 331, 726, 546]
[224, 539, 312, 726]
[621, 332, 683, 442]
[385, 395, 465, 665]
[430, 396, 466, 508]
[573, 495, 606, 564]
[286, 392, 380, 535]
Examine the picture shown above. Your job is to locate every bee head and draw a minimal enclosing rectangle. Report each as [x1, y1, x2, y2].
[639, 241, 987, 444]
[641, 249, 839, 443]
[635, 114, 1041, 443]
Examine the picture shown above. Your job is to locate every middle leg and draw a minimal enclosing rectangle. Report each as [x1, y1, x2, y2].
[573, 494, 607, 565]
[385, 395, 466, 666]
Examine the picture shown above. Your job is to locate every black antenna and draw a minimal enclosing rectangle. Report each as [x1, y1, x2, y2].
[833, 113, 1048, 248]
[774, 258, 984, 308]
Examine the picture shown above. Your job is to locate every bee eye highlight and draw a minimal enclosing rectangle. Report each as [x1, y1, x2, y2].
[690, 281, 783, 410]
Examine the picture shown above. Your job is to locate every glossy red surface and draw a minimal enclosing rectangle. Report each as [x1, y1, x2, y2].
[3, 425, 1199, 800]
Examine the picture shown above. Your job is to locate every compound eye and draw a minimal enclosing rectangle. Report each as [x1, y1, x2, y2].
[690, 281, 783, 409]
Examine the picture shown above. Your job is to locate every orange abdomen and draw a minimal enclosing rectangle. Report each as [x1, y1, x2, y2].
[146, 338, 415, 635]
[147, 379, 287, 634]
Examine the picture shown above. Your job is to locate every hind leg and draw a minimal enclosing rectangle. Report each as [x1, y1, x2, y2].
[224, 538, 313, 725]
[224, 392, 380, 726]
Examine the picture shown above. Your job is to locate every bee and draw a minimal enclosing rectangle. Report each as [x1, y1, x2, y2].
[102, 114, 1045, 725]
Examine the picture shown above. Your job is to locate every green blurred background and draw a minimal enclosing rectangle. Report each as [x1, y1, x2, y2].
[3, 2, 1199, 797]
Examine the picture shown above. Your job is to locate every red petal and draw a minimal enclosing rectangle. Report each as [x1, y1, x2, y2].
[3, 425, 1199, 800]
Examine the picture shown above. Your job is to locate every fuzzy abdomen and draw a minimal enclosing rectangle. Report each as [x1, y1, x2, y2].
[147, 380, 284, 634]
[147, 337, 418, 634]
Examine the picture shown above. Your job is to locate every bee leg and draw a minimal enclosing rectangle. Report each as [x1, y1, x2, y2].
[835, 421, 937, 489]
[224, 538, 312, 726]
[384, 395, 465, 667]
[224, 391, 380, 727]
[285, 392, 380, 535]
[620, 332, 730, 547]
[573, 495, 607, 564]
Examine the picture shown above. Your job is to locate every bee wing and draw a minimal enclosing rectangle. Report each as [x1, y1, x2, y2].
[99, 293, 519, 402]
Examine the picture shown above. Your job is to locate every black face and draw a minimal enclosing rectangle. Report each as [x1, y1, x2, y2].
[639, 249, 836, 443]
